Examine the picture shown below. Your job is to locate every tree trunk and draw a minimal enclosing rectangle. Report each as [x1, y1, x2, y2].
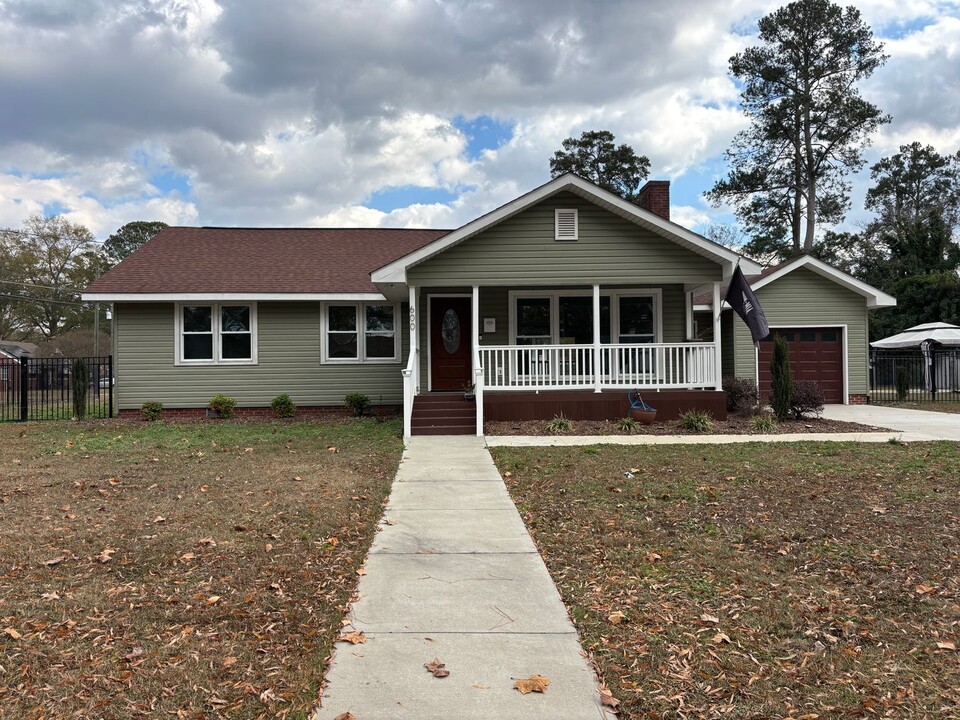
[803, 99, 817, 252]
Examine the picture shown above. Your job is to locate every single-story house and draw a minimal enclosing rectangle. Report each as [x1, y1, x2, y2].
[0, 341, 37, 399]
[693, 256, 896, 405]
[82, 174, 893, 435]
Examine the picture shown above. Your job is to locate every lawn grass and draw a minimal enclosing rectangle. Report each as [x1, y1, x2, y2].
[0, 417, 403, 719]
[492, 442, 960, 719]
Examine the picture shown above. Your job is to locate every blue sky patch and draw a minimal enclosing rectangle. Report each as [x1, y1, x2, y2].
[149, 169, 192, 197]
[367, 185, 459, 213]
[452, 114, 515, 160]
[43, 200, 69, 217]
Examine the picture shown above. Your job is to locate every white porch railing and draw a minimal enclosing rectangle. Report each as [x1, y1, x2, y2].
[479, 343, 718, 391]
[401, 347, 418, 437]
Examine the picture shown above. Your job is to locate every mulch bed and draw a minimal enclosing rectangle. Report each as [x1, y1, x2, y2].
[485, 414, 885, 436]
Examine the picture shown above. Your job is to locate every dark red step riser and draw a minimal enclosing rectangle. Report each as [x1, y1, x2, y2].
[412, 409, 476, 419]
[413, 399, 475, 407]
[412, 427, 475, 435]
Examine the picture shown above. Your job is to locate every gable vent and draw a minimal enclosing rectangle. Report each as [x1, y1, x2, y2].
[555, 208, 578, 240]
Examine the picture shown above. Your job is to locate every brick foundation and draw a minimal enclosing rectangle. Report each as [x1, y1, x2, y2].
[118, 405, 401, 421]
[848, 394, 869, 405]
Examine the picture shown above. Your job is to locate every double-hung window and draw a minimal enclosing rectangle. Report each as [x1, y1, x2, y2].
[324, 303, 399, 363]
[176, 304, 257, 365]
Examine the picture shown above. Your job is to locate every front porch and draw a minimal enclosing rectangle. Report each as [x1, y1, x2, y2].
[402, 282, 726, 436]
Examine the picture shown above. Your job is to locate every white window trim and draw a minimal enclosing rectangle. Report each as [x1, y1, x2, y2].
[321, 302, 402, 364]
[507, 289, 663, 345]
[174, 302, 259, 366]
[554, 208, 579, 240]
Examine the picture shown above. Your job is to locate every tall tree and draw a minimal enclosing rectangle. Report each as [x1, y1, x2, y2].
[706, 0, 889, 258]
[102, 220, 168, 264]
[1, 215, 107, 338]
[864, 142, 960, 281]
[549, 130, 650, 203]
[0, 233, 28, 339]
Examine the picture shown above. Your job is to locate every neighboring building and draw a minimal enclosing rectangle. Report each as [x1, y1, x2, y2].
[0, 341, 38, 400]
[82, 174, 892, 435]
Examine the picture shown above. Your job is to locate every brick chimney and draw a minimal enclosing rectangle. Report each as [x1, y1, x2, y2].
[637, 180, 670, 221]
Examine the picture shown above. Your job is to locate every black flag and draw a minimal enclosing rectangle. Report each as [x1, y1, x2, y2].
[725, 265, 769, 347]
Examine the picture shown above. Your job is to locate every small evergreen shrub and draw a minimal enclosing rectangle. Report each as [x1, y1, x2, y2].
[896, 366, 910, 402]
[208, 394, 236, 418]
[790, 379, 825, 419]
[270, 393, 296, 418]
[546, 414, 572, 434]
[750, 413, 777, 433]
[616, 416, 640, 433]
[141, 401, 164, 421]
[770, 335, 792, 422]
[344, 392, 371, 417]
[678, 409, 714, 433]
[723, 376, 759, 413]
[72, 358, 88, 420]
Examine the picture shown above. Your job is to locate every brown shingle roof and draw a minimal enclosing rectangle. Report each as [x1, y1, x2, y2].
[85, 227, 451, 294]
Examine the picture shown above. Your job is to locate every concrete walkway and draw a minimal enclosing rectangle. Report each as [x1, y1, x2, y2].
[313, 436, 607, 720]
[822, 404, 960, 441]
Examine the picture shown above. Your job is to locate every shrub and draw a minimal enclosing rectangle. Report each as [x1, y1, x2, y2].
[616, 416, 640, 433]
[72, 358, 88, 420]
[141, 401, 164, 421]
[344, 392, 371, 417]
[750, 413, 777, 433]
[770, 335, 792, 422]
[208, 394, 236, 419]
[678, 409, 713, 433]
[723, 376, 759, 413]
[790, 379, 825, 419]
[270, 393, 296, 418]
[896, 366, 910, 402]
[546, 414, 572, 434]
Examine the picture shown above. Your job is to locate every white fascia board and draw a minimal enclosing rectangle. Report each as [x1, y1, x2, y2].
[370, 174, 762, 283]
[751, 256, 897, 308]
[81, 292, 387, 302]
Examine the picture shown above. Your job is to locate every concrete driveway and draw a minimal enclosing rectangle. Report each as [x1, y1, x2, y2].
[822, 404, 960, 441]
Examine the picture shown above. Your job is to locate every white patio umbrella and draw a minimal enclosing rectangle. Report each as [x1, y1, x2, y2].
[871, 322, 960, 349]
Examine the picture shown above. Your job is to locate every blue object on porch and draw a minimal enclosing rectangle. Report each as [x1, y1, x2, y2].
[628, 389, 656, 412]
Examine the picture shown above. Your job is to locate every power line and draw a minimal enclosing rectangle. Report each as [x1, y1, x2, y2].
[0, 292, 89, 308]
[0, 278, 85, 293]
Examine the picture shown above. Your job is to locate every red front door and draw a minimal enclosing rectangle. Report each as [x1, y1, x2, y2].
[430, 296, 472, 391]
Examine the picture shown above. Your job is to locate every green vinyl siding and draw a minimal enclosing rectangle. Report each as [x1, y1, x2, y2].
[114, 302, 407, 410]
[407, 192, 723, 287]
[731, 267, 870, 395]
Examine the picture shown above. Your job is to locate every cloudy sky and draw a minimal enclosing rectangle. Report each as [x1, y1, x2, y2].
[1, 0, 959, 240]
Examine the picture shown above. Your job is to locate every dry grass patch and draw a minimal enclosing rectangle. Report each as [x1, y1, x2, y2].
[492, 442, 960, 719]
[0, 418, 402, 719]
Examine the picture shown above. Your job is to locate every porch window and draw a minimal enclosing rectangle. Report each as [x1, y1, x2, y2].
[324, 303, 400, 363]
[510, 291, 658, 345]
[618, 296, 655, 344]
[176, 303, 258, 365]
[516, 298, 551, 345]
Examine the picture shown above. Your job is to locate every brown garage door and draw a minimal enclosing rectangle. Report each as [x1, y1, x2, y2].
[758, 328, 844, 403]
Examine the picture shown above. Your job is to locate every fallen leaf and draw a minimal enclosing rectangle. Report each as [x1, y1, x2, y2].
[473, 684, 490, 690]
[356, 566, 367, 576]
[871, 505, 888, 514]
[199, 484, 209, 492]
[915, 583, 935, 595]
[154, 515, 166, 524]
[936, 641, 957, 651]
[712, 631, 732, 644]
[4, 627, 21, 640]
[608, 610, 627, 626]
[327, 446, 339, 453]
[424, 657, 450, 678]
[198, 537, 217, 547]
[293, 475, 303, 482]
[336, 631, 367, 645]
[205, 595, 221, 605]
[223, 656, 238, 668]
[333, 713, 356, 720]
[599, 684, 620, 709]
[700, 613, 720, 624]
[514, 674, 550, 694]
[244, 447, 254, 453]
[43, 556, 66, 567]
[124, 647, 144, 662]
[180, 552, 195, 561]
[108, 477, 119, 486]
[265, 544, 273, 553]
[97, 548, 116, 563]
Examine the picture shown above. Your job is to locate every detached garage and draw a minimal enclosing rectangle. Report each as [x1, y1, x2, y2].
[697, 256, 896, 404]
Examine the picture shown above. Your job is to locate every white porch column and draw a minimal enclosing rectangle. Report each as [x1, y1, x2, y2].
[593, 284, 602, 393]
[472, 285, 483, 436]
[409, 285, 419, 393]
[712, 281, 722, 390]
[685, 290, 694, 340]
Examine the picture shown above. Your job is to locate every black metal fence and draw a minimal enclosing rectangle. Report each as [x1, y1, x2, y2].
[0, 356, 113, 421]
[870, 348, 960, 403]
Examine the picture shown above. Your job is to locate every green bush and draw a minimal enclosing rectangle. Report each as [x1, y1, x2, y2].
[208, 394, 236, 419]
[141, 401, 164, 421]
[790, 379, 825, 419]
[344, 392, 371, 417]
[750, 413, 777, 433]
[678, 409, 713, 433]
[72, 358, 88, 420]
[770, 335, 792, 422]
[546, 414, 572, 434]
[896, 366, 910, 402]
[616, 416, 640, 433]
[270, 393, 296, 418]
[722, 375, 759, 413]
